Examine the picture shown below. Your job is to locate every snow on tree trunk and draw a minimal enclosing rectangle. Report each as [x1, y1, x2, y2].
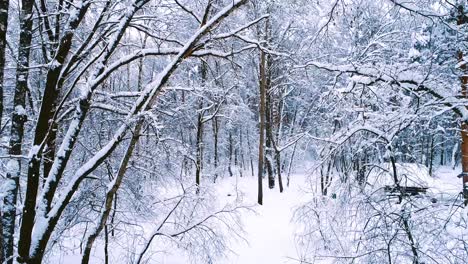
[1, 0, 33, 263]
[0, 0, 8, 261]
[0, 0, 8, 132]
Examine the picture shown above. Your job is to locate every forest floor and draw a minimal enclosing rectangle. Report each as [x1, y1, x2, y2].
[217, 173, 311, 264]
[56, 164, 461, 263]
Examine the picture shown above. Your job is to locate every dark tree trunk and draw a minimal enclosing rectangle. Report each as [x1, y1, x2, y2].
[239, 130, 244, 177]
[0, 0, 8, 261]
[195, 100, 204, 187]
[0, 210, 2, 263]
[228, 132, 233, 177]
[273, 89, 284, 192]
[104, 224, 109, 264]
[275, 149, 283, 192]
[440, 142, 445, 166]
[457, 5, 468, 205]
[195, 61, 207, 188]
[429, 136, 434, 176]
[2, 1, 33, 263]
[265, 90, 274, 189]
[258, 47, 267, 205]
[246, 130, 255, 177]
[287, 142, 297, 187]
[0, 0, 9, 133]
[212, 117, 219, 182]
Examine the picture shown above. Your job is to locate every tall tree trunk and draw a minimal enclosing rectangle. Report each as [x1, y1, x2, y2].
[2, 1, 33, 263]
[265, 89, 274, 188]
[429, 136, 434, 176]
[274, 88, 284, 192]
[275, 148, 283, 192]
[239, 130, 244, 177]
[228, 132, 233, 177]
[452, 142, 459, 170]
[440, 142, 445, 166]
[458, 5, 468, 206]
[0, 0, 8, 133]
[0, 0, 8, 261]
[195, 61, 207, 188]
[287, 142, 297, 187]
[212, 117, 219, 182]
[258, 47, 267, 205]
[104, 225, 109, 264]
[0, 210, 3, 264]
[246, 130, 255, 177]
[195, 101, 204, 187]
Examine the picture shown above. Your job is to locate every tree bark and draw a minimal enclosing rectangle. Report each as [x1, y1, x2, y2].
[212, 117, 219, 182]
[195, 99, 204, 187]
[265, 87, 275, 188]
[195, 61, 207, 188]
[258, 47, 267, 205]
[0, 0, 8, 261]
[275, 148, 284, 192]
[228, 132, 233, 177]
[0, 0, 8, 133]
[2, 1, 33, 263]
[457, 5, 468, 205]
[247, 129, 255, 177]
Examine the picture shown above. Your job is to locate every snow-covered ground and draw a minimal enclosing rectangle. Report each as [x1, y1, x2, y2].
[53, 165, 463, 263]
[217, 174, 311, 264]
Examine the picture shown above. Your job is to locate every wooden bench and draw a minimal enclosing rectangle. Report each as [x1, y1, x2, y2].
[384, 186, 428, 196]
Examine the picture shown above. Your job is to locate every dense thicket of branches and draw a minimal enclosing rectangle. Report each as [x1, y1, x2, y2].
[0, 0, 468, 263]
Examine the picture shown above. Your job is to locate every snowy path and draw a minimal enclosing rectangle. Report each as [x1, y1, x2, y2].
[218, 175, 309, 264]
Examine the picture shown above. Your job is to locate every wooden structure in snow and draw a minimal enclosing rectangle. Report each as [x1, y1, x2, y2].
[384, 185, 429, 197]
